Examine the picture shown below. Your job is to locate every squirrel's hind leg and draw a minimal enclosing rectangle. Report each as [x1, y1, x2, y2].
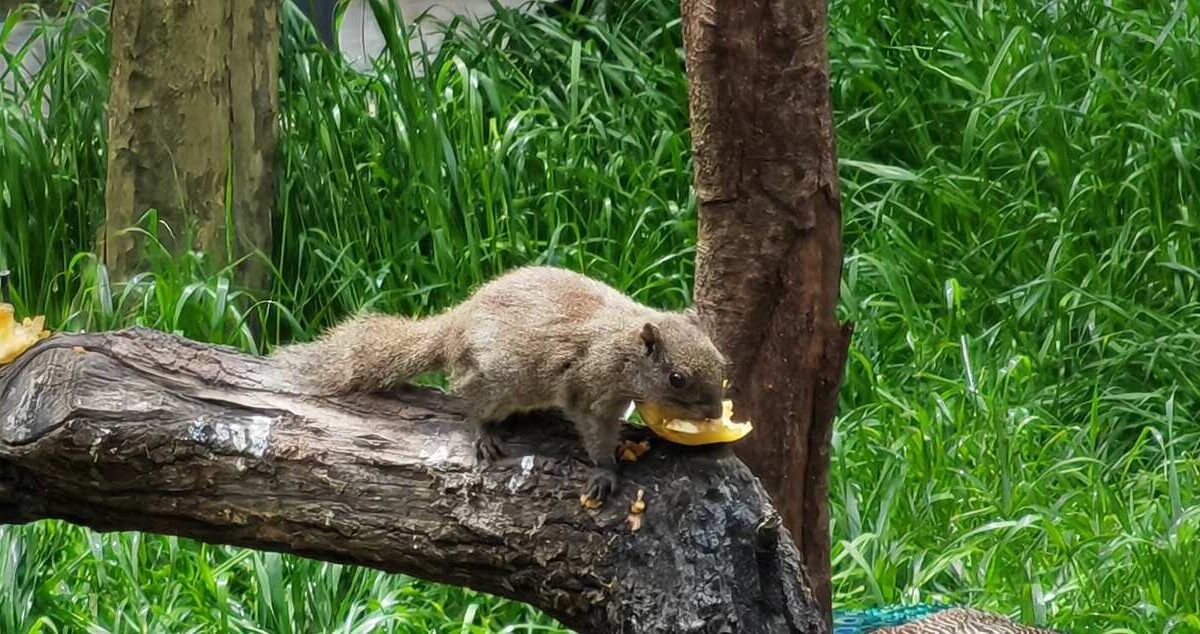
[454, 372, 510, 465]
[473, 421, 505, 463]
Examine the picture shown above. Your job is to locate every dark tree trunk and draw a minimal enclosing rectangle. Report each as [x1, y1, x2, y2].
[101, 0, 277, 289]
[680, 0, 852, 626]
[0, 329, 826, 634]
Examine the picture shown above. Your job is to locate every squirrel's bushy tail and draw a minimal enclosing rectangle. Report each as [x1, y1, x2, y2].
[272, 311, 454, 395]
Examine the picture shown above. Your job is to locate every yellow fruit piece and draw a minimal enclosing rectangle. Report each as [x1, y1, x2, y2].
[626, 513, 643, 531]
[0, 303, 50, 365]
[635, 399, 752, 446]
[617, 439, 651, 462]
[579, 494, 603, 510]
[630, 489, 646, 514]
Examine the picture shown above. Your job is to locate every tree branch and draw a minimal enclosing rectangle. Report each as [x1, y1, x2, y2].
[0, 328, 825, 634]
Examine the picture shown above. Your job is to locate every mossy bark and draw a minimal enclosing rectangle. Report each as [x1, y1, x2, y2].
[102, 0, 277, 289]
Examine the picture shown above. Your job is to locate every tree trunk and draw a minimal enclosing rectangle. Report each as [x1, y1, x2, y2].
[0, 329, 826, 634]
[680, 0, 852, 626]
[101, 0, 277, 289]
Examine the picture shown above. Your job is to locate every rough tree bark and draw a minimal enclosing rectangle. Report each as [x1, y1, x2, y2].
[681, 0, 853, 626]
[101, 0, 277, 289]
[0, 329, 826, 634]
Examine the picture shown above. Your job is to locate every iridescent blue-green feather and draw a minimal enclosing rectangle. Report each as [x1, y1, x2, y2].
[834, 604, 1058, 633]
[834, 603, 952, 633]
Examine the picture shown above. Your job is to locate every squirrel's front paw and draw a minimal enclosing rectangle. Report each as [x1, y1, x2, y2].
[580, 468, 618, 507]
[474, 424, 505, 464]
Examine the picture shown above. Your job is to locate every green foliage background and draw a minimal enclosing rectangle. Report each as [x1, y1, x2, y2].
[1, 0, 1198, 631]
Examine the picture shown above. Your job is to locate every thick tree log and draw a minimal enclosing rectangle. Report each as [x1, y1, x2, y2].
[102, 0, 277, 289]
[0, 328, 825, 634]
[681, 0, 853, 626]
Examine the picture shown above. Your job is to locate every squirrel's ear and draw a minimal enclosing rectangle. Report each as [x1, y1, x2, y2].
[683, 305, 713, 333]
[640, 323, 662, 358]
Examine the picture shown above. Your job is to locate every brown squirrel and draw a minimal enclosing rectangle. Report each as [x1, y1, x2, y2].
[273, 265, 728, 504]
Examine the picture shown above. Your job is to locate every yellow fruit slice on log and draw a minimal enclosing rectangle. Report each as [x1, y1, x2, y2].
[635, 399, 752, 446]
[0, 303, 50, 365]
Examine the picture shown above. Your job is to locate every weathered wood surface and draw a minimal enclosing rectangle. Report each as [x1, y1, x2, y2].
[0, 328, 825, 634]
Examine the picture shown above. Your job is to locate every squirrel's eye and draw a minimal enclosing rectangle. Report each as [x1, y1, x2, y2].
[669, 371, 686, 388]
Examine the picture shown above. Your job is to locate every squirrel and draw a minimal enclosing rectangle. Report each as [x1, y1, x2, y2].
[272, 265, 729, 504]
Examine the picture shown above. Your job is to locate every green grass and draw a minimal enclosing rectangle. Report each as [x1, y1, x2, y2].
[1, 0, 1198, 631]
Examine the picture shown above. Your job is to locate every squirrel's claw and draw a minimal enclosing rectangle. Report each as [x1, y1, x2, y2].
[582, 467, 617, 504]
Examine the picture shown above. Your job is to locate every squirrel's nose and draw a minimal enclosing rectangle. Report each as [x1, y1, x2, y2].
[704, 403, 723, 419]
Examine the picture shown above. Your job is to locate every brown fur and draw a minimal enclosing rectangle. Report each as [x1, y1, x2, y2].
[272, 265, 728, 502]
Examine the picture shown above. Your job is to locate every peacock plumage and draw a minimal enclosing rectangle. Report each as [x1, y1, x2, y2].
[293, 0, 552, 73]
[834, 604, 1058, 633]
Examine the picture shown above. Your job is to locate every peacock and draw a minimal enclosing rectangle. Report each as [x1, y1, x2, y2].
[835, 604, 1058, 633]
[292, 0, 554, 72]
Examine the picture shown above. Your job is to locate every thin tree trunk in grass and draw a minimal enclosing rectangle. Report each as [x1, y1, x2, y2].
[681, 0, 853, 627]
[0, 329, 827, 634]
[102, 0, 277, 290]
